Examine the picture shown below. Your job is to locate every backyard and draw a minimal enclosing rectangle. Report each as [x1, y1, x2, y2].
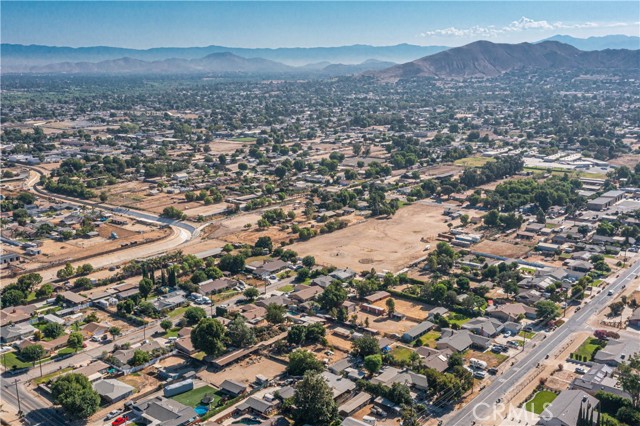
[390, 346, 415, 363]
[171, 385, 222, 408]
[417, 330, 441, 348]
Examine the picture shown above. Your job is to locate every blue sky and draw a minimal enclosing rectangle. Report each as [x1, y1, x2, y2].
[2, 1, 639, 48]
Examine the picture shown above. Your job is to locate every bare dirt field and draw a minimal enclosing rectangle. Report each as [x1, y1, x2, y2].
[464, 349, 508, 368]
[326, 329, 354, 352]
[182, 202, 228, 217]
[119, 369, 162, 394]
[207, 140, 253, 155]
[201, 355, 286, 387]
[609, 154, 640, 168]
[473, 239, 532, 258]
[372, 297, 434, 322]
[290, 203, 449, 273]
[355, 310, 420, 336]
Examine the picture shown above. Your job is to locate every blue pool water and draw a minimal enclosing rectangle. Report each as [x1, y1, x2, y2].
[232, 419, 261, 425]
[194, 405, 209, 416]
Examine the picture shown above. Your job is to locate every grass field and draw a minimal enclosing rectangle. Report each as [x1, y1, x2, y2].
[524, 390, 557, 414]
[390, 346, 415, 363]
[417, 330, 441, 348]
[454, 157, 494, 167]
[171, 385, 221, 407]
[524, 166, 607, 179]
[573, 337, 604, 361]
[164, 327, 182, 338]
[168, 306, 188, 318]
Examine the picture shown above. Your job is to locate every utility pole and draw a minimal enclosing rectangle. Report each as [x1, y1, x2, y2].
[39, 354, 43, 377]
[13, 379, 22, 415]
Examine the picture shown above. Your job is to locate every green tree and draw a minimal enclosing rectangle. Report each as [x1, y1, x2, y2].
[364, 354, 383, 374]
[184, 306, 207, 326]
[129, 349, 151, 366]
[67, 332, 84, 352]
[617, 355, 640, 408]
[386, 298, 396, 317]
[318, 282, 347, 311]
[287, 325, 307, 345]
[243, 287, 260, 301]
[20, 344, 45, 365]
[227, 316, 256, 348]
[352, 335, 380, 358]
[138, 277, 154, 299]
[287, 349, 323, 376]
[50, 373, 100, 419]
[160, 319, 173, 332]
[266, 303, 287, 324]
[191, 318, 226, 356]
[293, 372, 339, 426]
[42, 322, 64, 339]
[35, 283, 54, 299]
[535, 300, 561, 321]
[57, 262, 75, 280]
[302, 256, 316, 268]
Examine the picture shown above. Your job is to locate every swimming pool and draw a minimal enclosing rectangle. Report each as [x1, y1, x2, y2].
[194, 405, 209, 416]
[231, 418, 261, 425]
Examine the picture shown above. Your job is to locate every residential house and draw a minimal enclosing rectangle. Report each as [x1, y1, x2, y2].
[220, 379, 248, 397]
[571, 363, 631, 399]
[436, 329, 491, 352]
[487, 303, 536, 322]
[235, 396, 275, 417]
[370, 366, 429, 392]
[338, 392, 372, 417]
[321, 371, 356, 403]
[1, 305, 37, 324]
[593, 339, 640, 366]
[81, 322, 110, 339]
[462, 317, 504, 337]
[311, 275, 335, 289]
[93, 379, 135, 403]
[415, 347, 452, 372]
[152, 291, 187, 313]
[401, 320, 435, 343]
[250, 259, 291, 278]
[537, 390, 599, 426]
[290, 285, 323, 303]
[427, 307, 450, 321]
[364, 291, 390, 304]
[130, 396, 197, 426]
[199, 278, 236, 295]
[1, 322, 36, 344]
[330, 269, 356, 281]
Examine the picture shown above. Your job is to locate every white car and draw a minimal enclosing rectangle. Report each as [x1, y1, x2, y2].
[105, 409, 123, 420]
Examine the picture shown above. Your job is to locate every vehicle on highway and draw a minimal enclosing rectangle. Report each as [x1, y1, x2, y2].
[607, 290, 614, 296]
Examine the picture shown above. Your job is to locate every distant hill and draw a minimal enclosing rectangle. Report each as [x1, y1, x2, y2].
[1, 43, 448, 70]
[17, 52, 295, 75]
[6, 53, 397, 76]
[541, 34, 640, 51]
[372, 40, 640, 80]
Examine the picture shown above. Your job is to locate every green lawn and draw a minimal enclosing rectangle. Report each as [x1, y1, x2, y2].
[1, 352, 34, 370]
[230, 137, 257, 143]
[417, 330, 441, 348]
[573, 337, 604, 361]
[168, 306, 188, 318]
[523, 166, 606, 180]
[519, 330, 536, 339]
[454, 157, 494, 167]
[164, 327, 182, 338]
[524, 391, 557, 414]
[192, 351, 206, 361]
[33, 367, 73, 385]
[212, 290, 239, 303]
[55, 347, 76, 357]
[448, 313, 471, 326]
[171, 385, 221, 408]
[277, 284, 294, 293]
[390, 346, 415, 362]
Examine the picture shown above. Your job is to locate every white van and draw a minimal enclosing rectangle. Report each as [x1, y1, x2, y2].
[363, 416, 377, 425]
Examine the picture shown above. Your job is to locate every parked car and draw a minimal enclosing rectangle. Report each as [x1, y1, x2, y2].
[105, 409, 123, 420]
[473, 370, 487, 379]
[524, 325, 534, 332]
[507, 341, 520, 348]
[502, 331, 511, 338]
[488, 367, 498, 375]
[575, 367, 587, 374]
[112, 415, 128, 426]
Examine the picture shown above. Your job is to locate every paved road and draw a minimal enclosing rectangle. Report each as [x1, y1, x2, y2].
[445, 258, 640, 425]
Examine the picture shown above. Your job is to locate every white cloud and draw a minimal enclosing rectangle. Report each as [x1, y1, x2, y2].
[419, 17, 636, 38]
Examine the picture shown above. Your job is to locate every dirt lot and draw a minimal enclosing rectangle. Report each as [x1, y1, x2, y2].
[355, 309, 420, 336]
[207, 139, 253, 155]
[609, 153, 640, 168]
[326, 329, 354, 352]
[372, 297, 434, 322]
[473, 239, 532, 258]
[463, 349, 509, 368]
[200, 354, 286, 387]
[290, 203, 449, 273]
[119, 368, 163, 394]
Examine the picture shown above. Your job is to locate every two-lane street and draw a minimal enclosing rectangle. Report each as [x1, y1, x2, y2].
[446, 258, 640, 425]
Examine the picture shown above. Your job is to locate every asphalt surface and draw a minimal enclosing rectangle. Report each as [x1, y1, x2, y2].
[446, 258, 640, 426]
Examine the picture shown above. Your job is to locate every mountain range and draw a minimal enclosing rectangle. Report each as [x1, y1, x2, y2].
[2, 34, 638, 72]
[372, 40, 640, 80]
[2, 36, 638, 77]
